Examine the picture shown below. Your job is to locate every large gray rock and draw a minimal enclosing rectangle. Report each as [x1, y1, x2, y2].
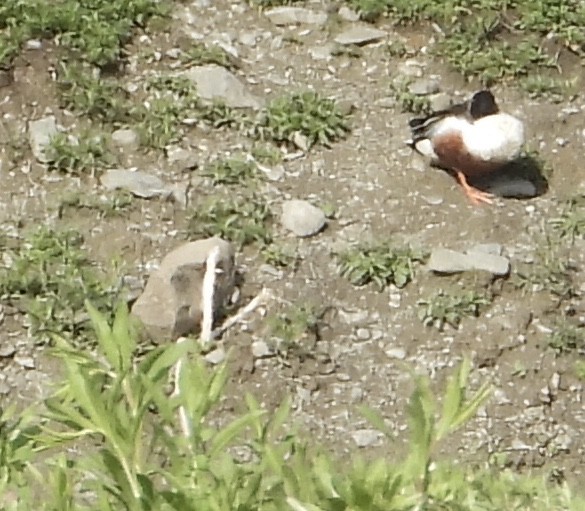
[131, 238, 236, 342]
[427, 247, 510, 276]
[265, 7, 328, 26]
[28, 116, 58, 163]
[101, 168, 170, 199]
[182, 65, 263, 109]
[334, 26, 387, 46]
[281, 200, 326, 237]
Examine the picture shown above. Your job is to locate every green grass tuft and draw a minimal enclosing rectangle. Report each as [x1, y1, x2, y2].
[0, 226, 120, 345]
[252, 92, 351, 149]
[187, 195, 273, 247]
[0, 0, 167, 68]
[47, 130, 116, 175]
[337, 243, 427, 290]
[418, 289, 492, 331]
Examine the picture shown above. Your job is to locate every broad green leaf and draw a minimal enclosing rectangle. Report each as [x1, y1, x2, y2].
[358, 405, 393, 438]
[209, 410, 265, 457]
[112, 300, 136, 372]
[450, 381, 492, 432]
[268, 396, 291, 440]
[436, 361, 468, 440]
[86, 299, 119, 370]
[143, 340, 193, 382]
[64, 362, 114, 439]
[245, 393, 265, 439]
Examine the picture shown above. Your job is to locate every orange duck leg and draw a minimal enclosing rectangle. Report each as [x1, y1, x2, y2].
[455, 170, 494, 205]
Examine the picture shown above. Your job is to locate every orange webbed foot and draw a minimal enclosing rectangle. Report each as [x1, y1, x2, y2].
[455, 170, 494, 205]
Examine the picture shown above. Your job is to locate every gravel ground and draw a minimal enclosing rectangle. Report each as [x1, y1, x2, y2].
[1, 0, 585, 486]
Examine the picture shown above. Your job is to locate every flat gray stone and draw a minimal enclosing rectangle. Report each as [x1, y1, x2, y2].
[429, 92, 451, 111]
[468, 243, 503, 256]
[408, 78, 440, 96]
[334, 26, 387, 46]
[0, 343, 16, 358]
[338, 6, 360, 22]
[281, 200, 326, 237]
[14, 355, 35, 369]
[182, 65, 263, 109]
[309, 43, 335, 61]
[28, 116, 58, 163]
[352, 429, 381, 447]
[428, 247, 510, 276]
[205, 347, 226, 365]
[101, 169, 170, 199]
[385, 347, 406, 360]
[131, 238, 236, 342]
[265, 7, 328, 26]
[252, 340, 274, 358]
[397, 60, 424, 78]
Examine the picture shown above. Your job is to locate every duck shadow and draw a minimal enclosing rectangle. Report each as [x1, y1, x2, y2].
[467, 154, 550, 200]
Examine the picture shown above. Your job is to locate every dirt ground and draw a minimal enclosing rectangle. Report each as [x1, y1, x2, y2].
[1, 0, 585, 488]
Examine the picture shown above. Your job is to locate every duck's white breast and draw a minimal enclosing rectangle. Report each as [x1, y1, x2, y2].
[463, 114, 525, 162]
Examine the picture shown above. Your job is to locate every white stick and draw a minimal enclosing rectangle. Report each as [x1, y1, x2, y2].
[200, 246, 221, 345]
[172, 337, 192, 439]
[212, 288, 271, 337]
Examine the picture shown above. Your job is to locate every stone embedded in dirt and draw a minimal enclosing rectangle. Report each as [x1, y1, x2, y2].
[338, 6, 360, 22]
[309, 43, 335, 61]
[14, 355, 35, 369]
[484, 177, 538, 198]
[338, 308, 368, 325]
[131, 238, 236, 342]
[355, 327, 371, 341]
[24, 39, 42, 50]
[408, 78, 440, 96]
[111, 128, 140, 151]
[166, 146, 199, 170]
[28, 115, 58, 163]
[429, 92, 451, 111]
[292, 131, 310, 152]
[334, 26, 387, 46]
[264, 7, 328, 26]
[385, 347, 406, 360]
[281, 199, 326, 237]
[205, 347, 226, 365]
[181, 64, 263, 109]
[397, 60, 424, 78]
[374, 97, 396, 109]
[101, 168, 171, 199]
[0, 342, 15, 358]
[427, 247, 510, 276]
[239, 31, 259, 47]
[255, 160, 285, 181]
[352, 429, 381, 447]
[252, 339, 274, 358]
[468, 243, 503, 256]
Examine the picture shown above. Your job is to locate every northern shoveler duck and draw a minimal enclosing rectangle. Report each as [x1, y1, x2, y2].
[409, 90, 525, 205]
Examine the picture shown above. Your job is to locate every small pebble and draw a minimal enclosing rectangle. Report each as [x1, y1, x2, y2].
[352, 429, 381, 447]
[355, 327, 371, 340]
[385, 348, 406, 360]
[205, 347, 226, 365]
[14, 355, 35, 369]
